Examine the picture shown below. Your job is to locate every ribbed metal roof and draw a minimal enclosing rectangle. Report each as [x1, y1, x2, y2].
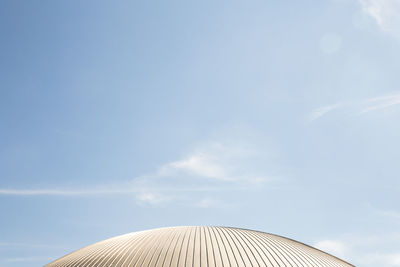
[46, 226, 354, 267]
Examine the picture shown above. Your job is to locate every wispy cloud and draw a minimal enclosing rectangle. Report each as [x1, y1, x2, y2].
[379, 209, 400, 219]
[0, 242, 59, 249]
[3, 257, 54, 263]
[156, 143, 269, 183]
[132, 141, 273, 205]
[360, 93, 400, 113]
[309, 103, 341, 121]
[195, 197, 217, 208]
[160, 152, 228, 181]
[308, 92, 400, 121]
[0, 188, 135, 196]
[0, 140, 276, 207]
[0, 185, 251, 197]
[359, 0, 400, 39]
[135, 192, 171, 205]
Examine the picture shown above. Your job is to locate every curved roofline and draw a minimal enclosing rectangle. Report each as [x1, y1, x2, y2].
[47, 225, 355, 267]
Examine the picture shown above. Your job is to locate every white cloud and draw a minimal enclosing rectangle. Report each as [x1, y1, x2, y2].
[359, 252, 400, 266]
[0, 188, 135, 196]
[308, 92, 400, 121]
[360, 93, 400, 113]
[162, 153, 228, 180]
[0, 184, 245, 197]
[156, 142, 270, 184]
[309, 103, 341, 121]
[315, 233, 400, 266]
[195, 197, 217, 208]
[135, 192, 170, 205]
[359, 0, 400, 38]
[388, 254, 400, 265]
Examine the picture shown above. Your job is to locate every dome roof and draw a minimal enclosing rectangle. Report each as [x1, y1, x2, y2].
[46, 226, 353, 267]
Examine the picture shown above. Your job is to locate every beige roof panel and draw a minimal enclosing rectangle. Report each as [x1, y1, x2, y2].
[46, 226, 354, 267]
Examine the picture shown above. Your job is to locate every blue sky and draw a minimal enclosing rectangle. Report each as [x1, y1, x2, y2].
[1, 0, 400, 266]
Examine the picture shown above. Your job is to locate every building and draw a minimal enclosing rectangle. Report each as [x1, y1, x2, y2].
[46, 226, 354, 266]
